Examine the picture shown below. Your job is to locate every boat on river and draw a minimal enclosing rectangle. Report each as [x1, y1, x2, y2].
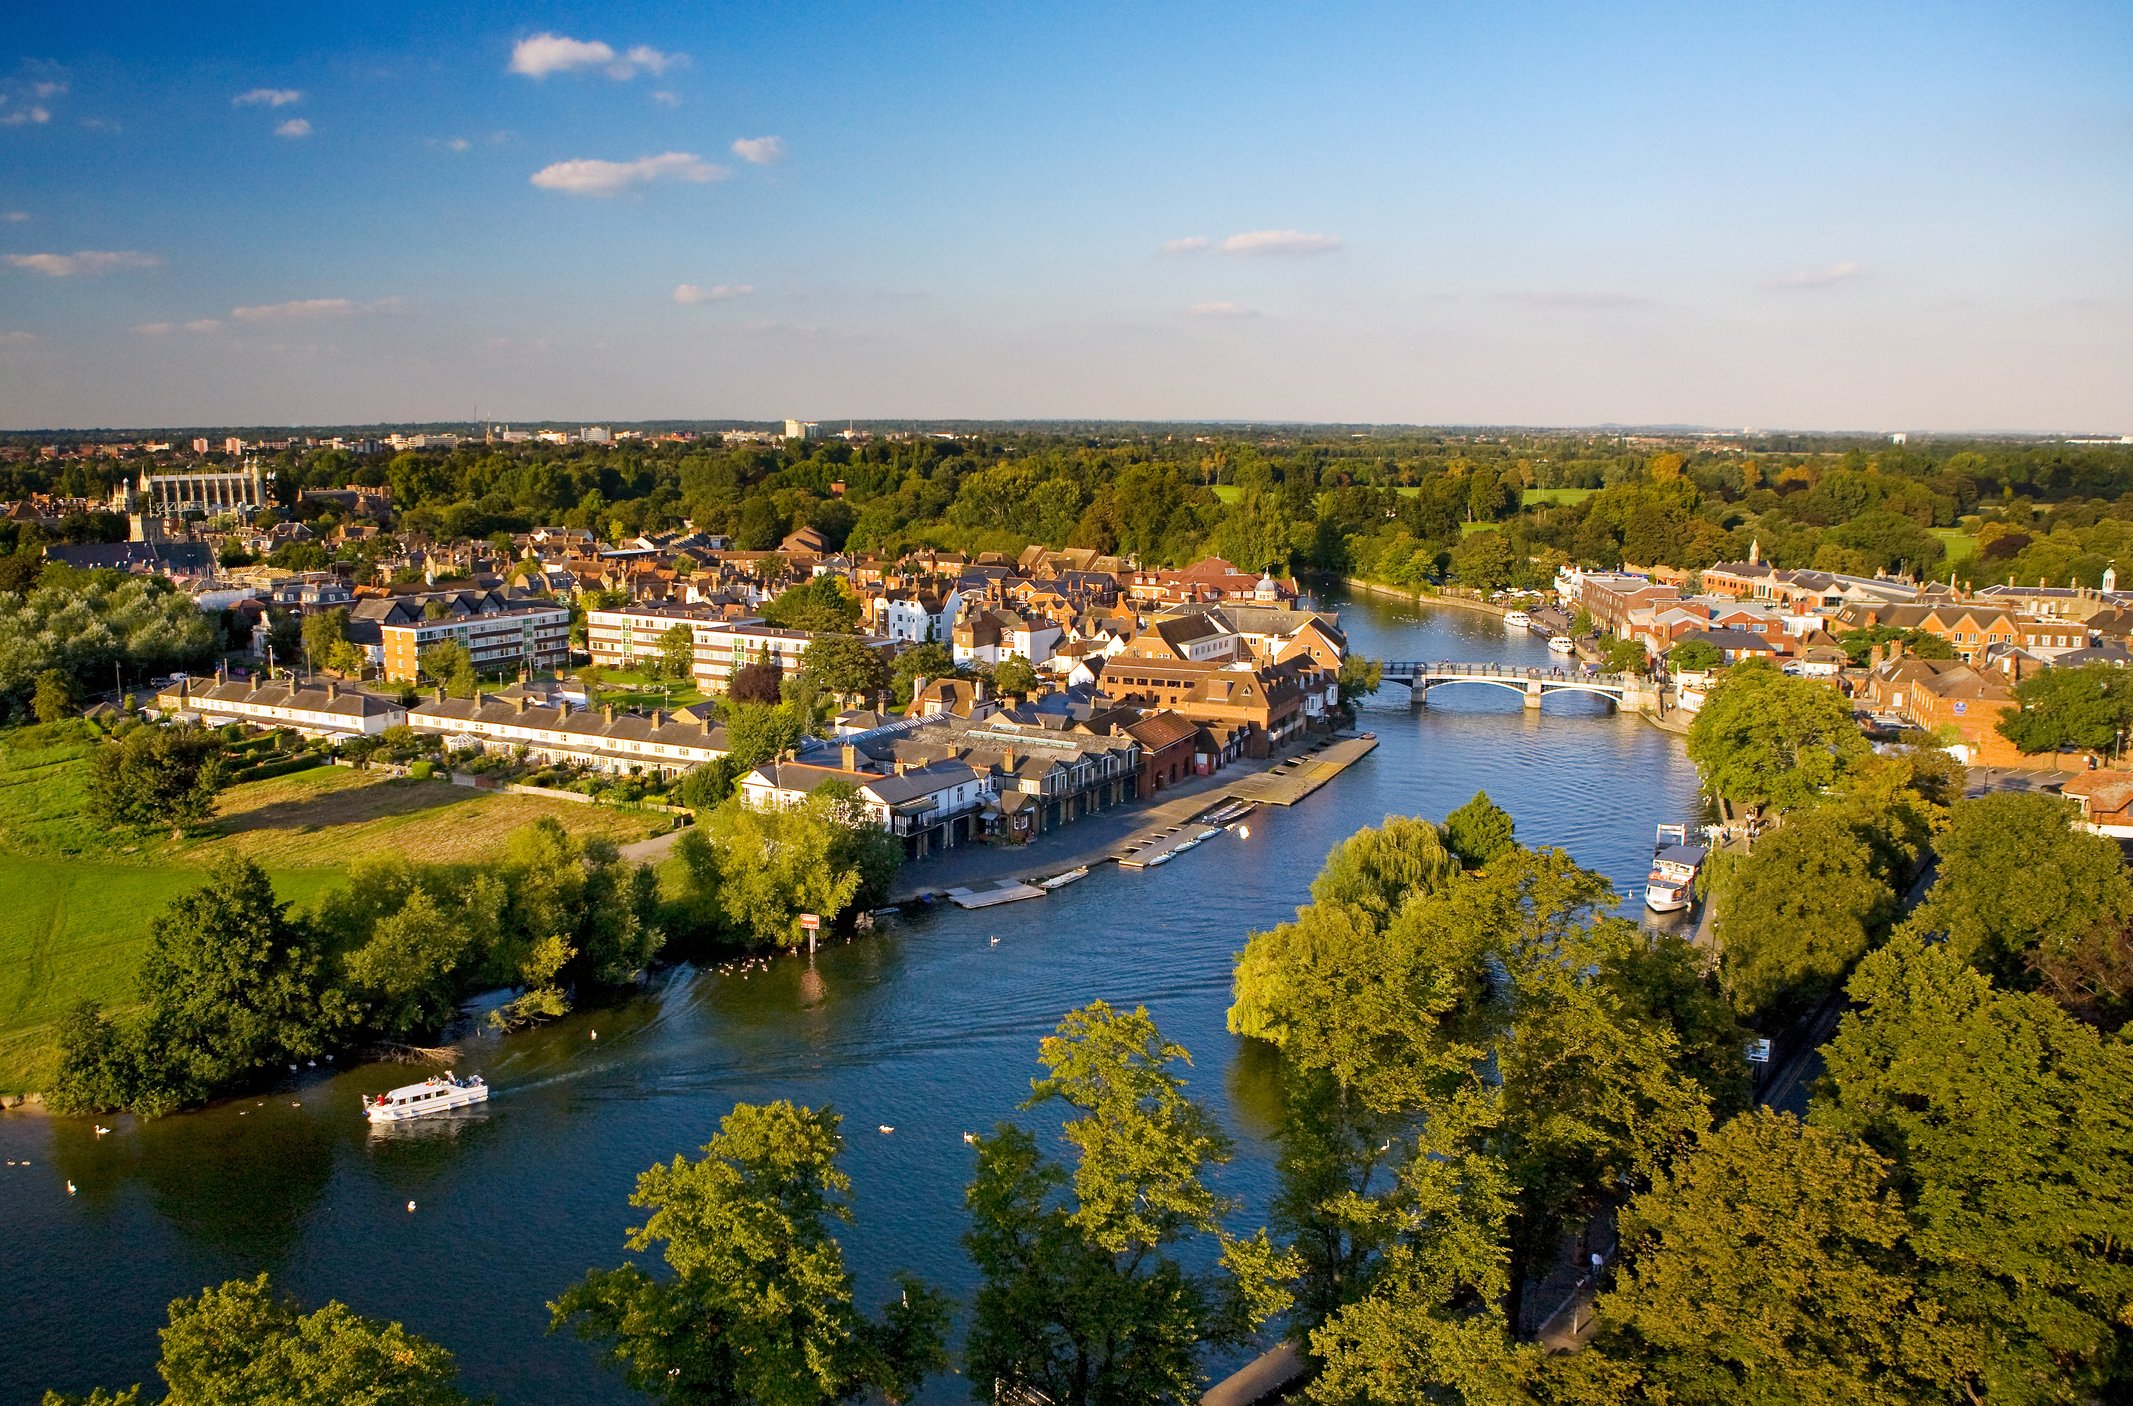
[1548, 635, 1576, 654]
[1038, 866, 1089, 890]
[1644, 825, 1705, 913]
[364, 1073, 488, 1123]
[1503, 609, 1531, 630]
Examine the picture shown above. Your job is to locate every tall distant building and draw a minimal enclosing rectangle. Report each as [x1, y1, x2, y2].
[784, 419, 820, 441]
[113, 461, 270, 540]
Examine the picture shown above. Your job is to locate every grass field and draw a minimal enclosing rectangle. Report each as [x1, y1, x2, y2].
[1210, 483, 1243, 504]
[1932, 527, 1978, 563]
[0, 722, 664, 1093]
[1520, 487, 1597, 506]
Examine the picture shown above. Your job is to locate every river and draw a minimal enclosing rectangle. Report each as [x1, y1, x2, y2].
[0, 588, 1701, 1406]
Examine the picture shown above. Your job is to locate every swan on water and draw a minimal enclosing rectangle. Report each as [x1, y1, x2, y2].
[406, 1200, 417, 1213]
[878, 1124, 895, 1134]
[962, 1132, 977, 1144]
[66, 1181, 76, 1195]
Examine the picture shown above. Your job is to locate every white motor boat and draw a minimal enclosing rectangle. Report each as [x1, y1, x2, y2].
[1644, 825, 1705, 912]
[364, 1072, 489, 1123]
[1038, 866, 1089, 890]
[1548, 635, 1576, 654]
[1503, 609, 1531, 630]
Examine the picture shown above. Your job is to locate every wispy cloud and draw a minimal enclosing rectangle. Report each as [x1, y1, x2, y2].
[674, 283, 754, 304]
[1763, 260, 1863, 290]
[1160, 236, 1212, 255]
[509, 34, 684, 80]
[5, 249, 160, 277]
[0, 71, 67, 127]
[275, 118, 312, 139]
[80, 117, 120, 134]
[530, 151, 726, 197]
[731, 135, 785, 165]
[234, 88, 302, 108]
[652, 90, 681, 108]
[1497, 290, 1655, 310]
[0, 329, 36, 344]
[1184, 301, 1259, 318]
[437, 136, 472, 153]
[2, 211, 26, 222]
[1218, 229, 1341, 256]
[0, 103, 51, 127]
[136, 319, 228, 335]
[229, 296, 401, 322]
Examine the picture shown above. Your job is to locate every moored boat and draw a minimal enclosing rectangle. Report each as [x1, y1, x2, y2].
[1548, 635, 1575, 654]
[1503, 609, 1531, 630]
[1644, 825, 1704, 913]
[1038, 866, 1089, 890]
[364, 1072, 488, 1123]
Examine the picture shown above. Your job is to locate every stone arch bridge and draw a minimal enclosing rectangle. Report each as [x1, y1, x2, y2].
[1378, 660, 1666, 714]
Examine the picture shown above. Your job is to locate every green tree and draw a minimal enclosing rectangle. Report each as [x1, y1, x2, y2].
[262, 606, 303, 664]
[1904, 790, 2133, 1022]
[710, 792, 871, 948]
[723, 700, 808, 769]
[890, 641, 956, 705]
[301, 607, 350, 674]
[417, 639, 476, 698]
[44, 1272, 475, 1406]
[1600, 636, 1649, 673]
[1814, 936, 2133, 1402]
[32, 667, 74, 723]
[801, 634, 892, 701]
[1444, 791, 1515, 867]
[1580, 1108, 1978, 1406]
[1337, 655, 1382, 722]
[990, 653, 1039, 696]
[1666, 638, 1722, 672]
[675, 756, 741, 813]
[1448, 529, 1518, 592]
[653, 622, 697, 689]
[1686, 660, 1868, 815]
[1997, 662, 2133, 755]
[1710, 807, 1896, 1021]
[964, 1003, 1294, 1405]
[760, 576, 863, 634]
[554, 1100, 947, 1406]
[88, 722, 227, 833]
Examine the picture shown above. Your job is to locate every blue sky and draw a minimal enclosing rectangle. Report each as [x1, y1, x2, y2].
[1, 2, 2127, 431]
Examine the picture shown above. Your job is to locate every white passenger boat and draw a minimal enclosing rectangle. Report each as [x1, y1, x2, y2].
[1644, 825, 1705, 913]
[1038, 866, 1089, 890]
[1503, 609, 1531, 630]
[1548, 635, 1575, 654]
[364, 1072, 489, 1123]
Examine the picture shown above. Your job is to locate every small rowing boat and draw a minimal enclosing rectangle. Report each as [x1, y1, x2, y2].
[1038, 866, 1089, 890]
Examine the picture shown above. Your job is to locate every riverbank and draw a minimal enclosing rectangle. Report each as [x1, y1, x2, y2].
[1339, 575, 1515, 619]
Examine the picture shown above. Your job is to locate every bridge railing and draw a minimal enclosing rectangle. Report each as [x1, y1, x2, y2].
[1379, 661, 1642, 689]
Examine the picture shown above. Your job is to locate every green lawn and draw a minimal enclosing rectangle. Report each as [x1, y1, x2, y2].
[1931, 527, 1977, 563]
[1520, 487, 1596, 507]
[1460, 521, 1503, 535]
[0, 721, 663, 1093]
[1210, 483, 1243, 504]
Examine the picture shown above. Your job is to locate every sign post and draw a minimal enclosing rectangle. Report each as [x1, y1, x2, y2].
[799, 912, 821, 957]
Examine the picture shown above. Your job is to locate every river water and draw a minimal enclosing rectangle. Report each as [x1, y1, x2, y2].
[0, 589, 1700, 1406]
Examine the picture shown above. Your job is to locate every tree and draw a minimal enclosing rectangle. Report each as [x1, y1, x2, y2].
[1337, 655, 1382, 721]
[760, 576, 863, 634]
[1600, 636, 1648, 674]
[88, 723, 226, 833]
[801, 634, 891, 701]
[964, 1003, 1294, 1405]
[890, 641, 956, 705]
[1667, 638, 1722, 673]
[990, 653, 1039, 696]
[1813, 936, 2133, 1402]
[723, 700, 807, 769]
[1444, 790, 1515, 867]
[32, 667, 73, 723]
[653, 622, 697, 689]
[44, 1272, 476, 1406]
[554, 1100, 947, 1406]
[262, 606, 302, 664]
[728, 659, 785, 706]
[1570, 607, 1597, 636]
[1710, 807, 1896, 1021]
[1686, 660, 1868, 815]
[301, 607, 350, 674]
[417, 639, 476, 698]
[710, 792, 871, 948]
[1997, 662, 2133, 755]
[674, 756, 741, 813]
[1448, 529, 1518, 592]
[1580, 1108, 1978, 1406]
[1904, 790, 2133, 1023]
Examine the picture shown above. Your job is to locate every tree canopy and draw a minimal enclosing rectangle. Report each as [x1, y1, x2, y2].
[1686, 660, 1869, 814]
[1996, 662, 2133, 755]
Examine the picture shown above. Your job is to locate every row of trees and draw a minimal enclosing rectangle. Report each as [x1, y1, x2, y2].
[0, 569, 221, 719]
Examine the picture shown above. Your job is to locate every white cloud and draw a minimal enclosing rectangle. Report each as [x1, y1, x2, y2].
[186, 318, 225, 332]
[231, 298, 356, 321]
[234, 88, 302, 108]
[652, 89, 681, 107]
[0, 105, 51, 127]
[275, 118, 312, 139]
[673, 283, 754, 304]
[1184, 301, 1258, 318]
[530, 151, 726, 197]
[1218, 229, 1341, 256]
[438, 136, 472, 152]
[1160, 236, 1212, 254]
[1763, 259, 1864, 290]
[731, 135, 785, 165]
[80, 117, 120, 134]
[31, 81, 67, 100]
[1498, 290, 1655, 310]
[3, 211, 27, 222]
[0, 329, 35, 343]
[5, 249, 160, 276]
[509, 33, 683, 80]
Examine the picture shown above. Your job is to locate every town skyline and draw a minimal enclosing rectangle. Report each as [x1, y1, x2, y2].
[4, 3, 2129, 433]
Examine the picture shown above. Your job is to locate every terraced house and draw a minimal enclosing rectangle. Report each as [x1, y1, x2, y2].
[408, 693, 730, 778]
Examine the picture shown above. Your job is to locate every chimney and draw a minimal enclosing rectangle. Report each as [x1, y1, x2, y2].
[435, 685, 446, 704]
[841, 743, 859, 772]
[700, 714, 713, 737]
[653, 708, 666, 728]
[327, 681, 340, 702]
[603, 703, 616, 724]
[1002, 746, 1017, 771]
[516, 694, 529, 714]
[894, 758, 908, 776]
